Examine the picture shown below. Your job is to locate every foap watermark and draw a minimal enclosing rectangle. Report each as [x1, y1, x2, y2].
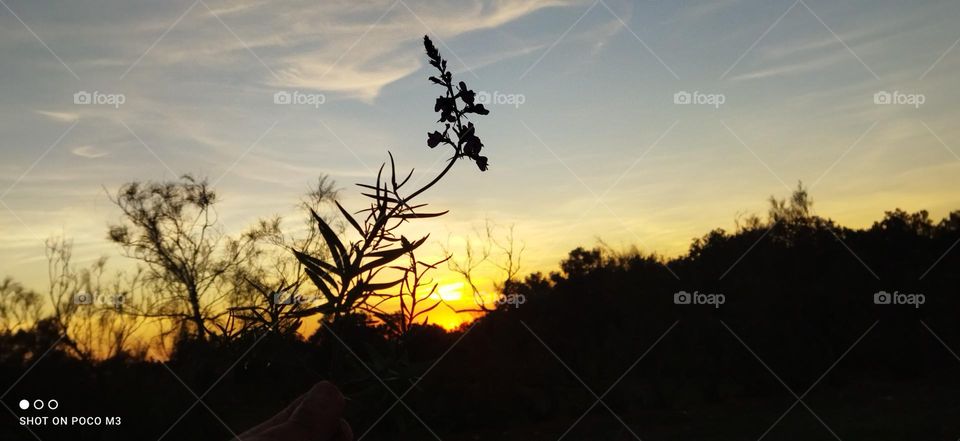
[873, 90, 925, 109]
[476, 90, 525, 109]
[873, 290, 925, 308]
[274, 90, 326, 108]
[674, 290, 725, 308]
[496, 293, 526, 308]
[72, 291, 126, 310]
[674, 90, 725, 109]
[74, 91, 125, 109]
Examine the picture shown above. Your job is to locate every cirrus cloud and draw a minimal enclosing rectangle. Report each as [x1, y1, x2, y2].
[71, 145, 109, 159]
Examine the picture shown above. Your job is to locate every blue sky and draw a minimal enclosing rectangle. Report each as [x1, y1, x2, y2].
[2, 0, 960, 292]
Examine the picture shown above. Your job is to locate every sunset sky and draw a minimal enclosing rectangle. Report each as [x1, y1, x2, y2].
[2, 0, 960, 327]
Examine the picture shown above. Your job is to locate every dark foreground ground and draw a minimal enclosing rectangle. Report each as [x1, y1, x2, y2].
[446, 377, 959, 441]
[3, 354, 958, 441]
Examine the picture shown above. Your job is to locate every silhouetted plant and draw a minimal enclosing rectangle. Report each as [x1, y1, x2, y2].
[291, 36, 490, 328]
[107, 175, 260, 341]
[226, 176, 340, 337]
[0, 278, 42, 334]
[442, 221, 525, 313]
[368, 252, 449, 339]
[42, 237, 144, 360]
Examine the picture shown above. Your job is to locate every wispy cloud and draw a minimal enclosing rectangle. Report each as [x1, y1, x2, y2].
[266, 0, 581, 100]
[35, 110, 79, 123]
[729, 49, 850, 81]
[64, 0, 583, 101]
[71, 145, 109, 159]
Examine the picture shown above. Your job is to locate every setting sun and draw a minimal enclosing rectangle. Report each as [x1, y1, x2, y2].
[434, 282, 465, 302]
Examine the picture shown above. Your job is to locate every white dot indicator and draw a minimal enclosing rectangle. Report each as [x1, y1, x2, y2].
[18, 399, 29, 410]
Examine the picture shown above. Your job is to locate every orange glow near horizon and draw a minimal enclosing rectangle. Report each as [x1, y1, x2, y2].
[425, 280, 492, 330]
[294, 276, 495, 338]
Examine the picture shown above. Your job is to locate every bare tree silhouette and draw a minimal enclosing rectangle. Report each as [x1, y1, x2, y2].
[0, 277, 42, 334]
[107, 175, 260, 340]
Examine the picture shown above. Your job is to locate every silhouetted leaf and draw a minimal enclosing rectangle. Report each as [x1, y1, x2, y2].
[399, 210, 449, 219]
[309, 209, 348, 270]
[397, 167, 415, 188]
[388, 152, 399, 190]
[399, 235, 429, 252]
[304, 267, 337, 305]
[354, 182, 377, 190]
[361, 192, 400, 203]
[293, 249, 339, 283]
[335, 201, 364, 237]
[364, 278, 404, 291]
[358, 248, 408, 274]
